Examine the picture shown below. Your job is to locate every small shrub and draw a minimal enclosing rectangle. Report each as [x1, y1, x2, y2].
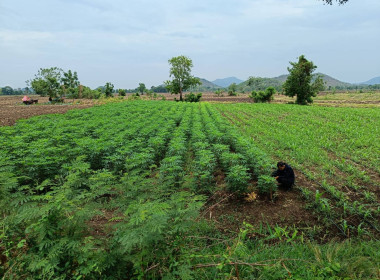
[184, 92, 202, 102]
[225, 165, 250, 194]
[118, 89, 126, 96]
[215, 89, 223, 97]
[249, 87, 275, 103]
[228, 90, 238, 96]
[257, 175, 277, 200]
[228, 83, 238, 96]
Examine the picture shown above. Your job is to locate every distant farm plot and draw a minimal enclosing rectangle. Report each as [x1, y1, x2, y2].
[0, 95, 95, 126]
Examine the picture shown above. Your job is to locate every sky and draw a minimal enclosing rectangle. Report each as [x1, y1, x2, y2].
[1, 0, 379, 89]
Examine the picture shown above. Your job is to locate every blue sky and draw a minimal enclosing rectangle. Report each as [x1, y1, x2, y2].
[1, 0, 379, 89]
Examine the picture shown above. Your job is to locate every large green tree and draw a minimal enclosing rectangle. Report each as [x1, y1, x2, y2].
[61, 70, 80, 98]
[137, 83, 146, 95]
[27, 67, 63, 98]
[165, 55, 201, 101]
[1, 86, 14, 95]
[104, 82, 114, 97]
[283, 55, 325, 105]
[228, 83, 237, 96]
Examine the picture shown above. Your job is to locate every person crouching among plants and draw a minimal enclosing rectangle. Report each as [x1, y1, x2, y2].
[271, 161, 295, 190]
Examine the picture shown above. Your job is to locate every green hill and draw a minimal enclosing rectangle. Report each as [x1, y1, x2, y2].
[191, 78, 221, 91]
[238, 73, 352, 92]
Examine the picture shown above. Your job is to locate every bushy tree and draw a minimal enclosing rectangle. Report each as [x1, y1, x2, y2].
[81, 86, 101, 99]
[165, 55, 201, 101]
[228, 83, 237, 96]
[283, 55, 325, 105]
[27, 68, 82, 99]
[184, 92, 202, 102]
[27, 67, 63, 98]
[61, 70, 80, 98]
[137, 83, 146, 95]
[118, 89, 126, 96]
[1, 86, 14, 95]
[104, 82, 114, 97]
[250, 87, 276, 103]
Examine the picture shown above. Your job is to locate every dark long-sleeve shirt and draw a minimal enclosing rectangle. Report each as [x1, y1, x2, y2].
[272, 164, 295, 185]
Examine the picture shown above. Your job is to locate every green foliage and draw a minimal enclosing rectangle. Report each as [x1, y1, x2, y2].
[283, 55, 325, 105]
[225, 165, 250, 194]
[1, 86, 14, 95]
[184, 92, 202, 102]
[118, 89, 126, 96]
[61, 70, 80, 98]
[164, 55, 201, 101]
[28, 67, 63, 98]
[244, 76, 283, 92]
[214, 89, 224, 97]
[2, 100, 378, 279]
[228, 83, 237, 96]
[250, 86, 276, 103]
[257, 175, 277, 200]
[104, 82, 114, 97]
[81, 86, 101, 99]
[215, 102, 380, 238]
[27, 68, 84, 99]
[137, 83, 146, 95]
[150, 84, 168, 93]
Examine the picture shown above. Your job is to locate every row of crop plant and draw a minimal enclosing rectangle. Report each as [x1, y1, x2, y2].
[159, 105, 192, 187]
[213, 103, 380, 238]
[190, 104, 217, 193]
[204, 104, 277, 199]
[198, 104, 251, 194]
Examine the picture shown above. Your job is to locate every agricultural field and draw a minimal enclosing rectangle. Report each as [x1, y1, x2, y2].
[216, 104, 380, 238]
[1, 100, 379, 279]
[0, 95, 96, 126]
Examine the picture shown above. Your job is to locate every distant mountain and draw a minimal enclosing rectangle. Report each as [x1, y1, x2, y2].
[314, 73, 351, 88]
[360, 76, 380, 85]
[238, 77, 283, 92]
[192, 78, 221, 91]
[273, 73, 351, 88]
[238, 73, 352, 92]
[212, 77, 244, 88]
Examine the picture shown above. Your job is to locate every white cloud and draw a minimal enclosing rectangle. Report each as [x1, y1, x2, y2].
[0, 0, 379, 88]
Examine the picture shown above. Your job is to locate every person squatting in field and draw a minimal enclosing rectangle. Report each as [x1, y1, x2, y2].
[271, 161, 295, 190]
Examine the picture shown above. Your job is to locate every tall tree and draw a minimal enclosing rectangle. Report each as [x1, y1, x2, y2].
[165, 55, 201, 101]
[228, 83, 237, 96]
[104, 82, 114, 97]
[137, 83, 146, 95]
[283, 55, 325, 105]
[1, 86, 14, 95]
[27, 67, 63, 98]
[61, 70, 80, 98]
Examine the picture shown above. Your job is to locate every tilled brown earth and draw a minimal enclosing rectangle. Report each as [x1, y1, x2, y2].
[0, 96, 95, 126]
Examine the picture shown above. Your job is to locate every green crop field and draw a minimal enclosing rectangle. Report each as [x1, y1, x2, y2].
[1, 101, 379, 279]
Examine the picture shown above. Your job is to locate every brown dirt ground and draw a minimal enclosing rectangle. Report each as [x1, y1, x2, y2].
[153, 91, 380, 107]
[0, 95, 95, 126]
[202, 188, 319, 232]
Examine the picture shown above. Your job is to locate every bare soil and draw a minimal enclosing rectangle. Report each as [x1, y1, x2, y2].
[154, 91, 380, 107]
[0, 95, 95, 126]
